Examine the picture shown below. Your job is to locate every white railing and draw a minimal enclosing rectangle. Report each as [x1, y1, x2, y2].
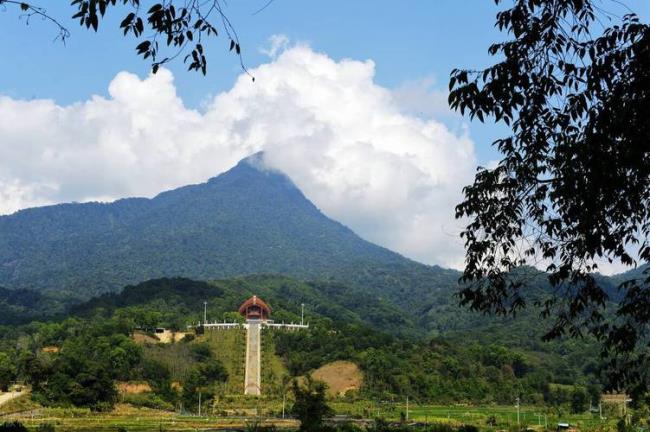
[265, 322, 309, 330]
[204, 322, 242, 329]
[188, 320, 309, 330]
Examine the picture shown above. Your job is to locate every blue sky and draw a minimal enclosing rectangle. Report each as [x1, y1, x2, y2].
[4, 1, 649, 162]
[1, 1, 649, 269]
[1, 1, 513, 162]
[2, 1, 503, 98]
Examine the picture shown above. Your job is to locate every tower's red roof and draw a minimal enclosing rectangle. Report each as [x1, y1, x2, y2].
[238, 295, 272, 316]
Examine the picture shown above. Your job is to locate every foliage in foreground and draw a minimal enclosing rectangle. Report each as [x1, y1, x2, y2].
[2, 1, 249, 77]
[292, 377, 334, 432]
[450, 0, 650, 396]
[0, 422, 27, 432]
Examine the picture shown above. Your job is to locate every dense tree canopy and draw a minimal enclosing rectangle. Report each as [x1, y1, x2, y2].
[450, 0, 650, 395]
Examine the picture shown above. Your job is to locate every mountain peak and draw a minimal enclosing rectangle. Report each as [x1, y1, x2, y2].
[208, 152, 286, 182]
[0, 153, 454, 311]
[200, 153, 305, 208]
[240, 151, 267, 169]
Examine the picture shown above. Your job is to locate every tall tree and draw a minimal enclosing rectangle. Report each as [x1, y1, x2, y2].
[291, 377, 333, 432]
[450, 0, 650, 395]
[0, 352, 16, 392]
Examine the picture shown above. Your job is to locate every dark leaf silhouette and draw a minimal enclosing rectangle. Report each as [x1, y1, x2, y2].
[450, 0, 650, 396]
[4, 0, 253, 79]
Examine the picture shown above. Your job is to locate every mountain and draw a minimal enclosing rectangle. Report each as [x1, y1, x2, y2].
[0, 153, 458, 313]
[0, 286, 65, 325]
[609, 263, 649, 285]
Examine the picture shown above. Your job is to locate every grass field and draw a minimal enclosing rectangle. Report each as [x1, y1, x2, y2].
[1, 390, 626, 432]
[403, 405, 605, 428]
[328, 401, 618, 431]
[1, 402, 621, 432]
[2, 403, 298, 431]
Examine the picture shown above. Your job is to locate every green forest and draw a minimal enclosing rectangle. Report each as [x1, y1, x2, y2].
[0, 276, 632, 417]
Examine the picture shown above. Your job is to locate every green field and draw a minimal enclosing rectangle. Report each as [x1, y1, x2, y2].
[404, 405, 603, 428]
[0, 385, 625, 432]
[2, 404, 297, 431]
[327, 402, 618, 431]
[1, 403, 619, 432]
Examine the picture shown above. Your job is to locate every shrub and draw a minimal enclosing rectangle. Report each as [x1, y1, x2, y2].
[190, 343, 212, 361]
[0, 422, 28, 432]
[181, 334, 195, 343]
[245, 422, 278, 432]
[291, 377, 333, 432]
[123, 393, 174, 411]
[426, 423, 454, 432]
[336, 423, 363, 432]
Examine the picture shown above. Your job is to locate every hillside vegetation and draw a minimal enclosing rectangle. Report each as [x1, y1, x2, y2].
[0, 154, 456, 316]
[0, 276, 611, 415]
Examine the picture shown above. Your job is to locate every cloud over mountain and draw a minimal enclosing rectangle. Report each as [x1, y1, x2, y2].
[0, 42, 475, 268]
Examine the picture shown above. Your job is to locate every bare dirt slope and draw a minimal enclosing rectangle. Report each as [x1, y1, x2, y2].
[0, 391, 23, 407]
[311, 361, 363, 397]
[116, 382, 152, 394]
[131, 331, 160, 344]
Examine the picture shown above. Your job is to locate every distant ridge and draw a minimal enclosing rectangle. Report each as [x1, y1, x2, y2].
[0, 153, 458, 310]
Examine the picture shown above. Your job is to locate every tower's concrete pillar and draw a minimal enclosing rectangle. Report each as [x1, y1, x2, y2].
[244, 321, 261, 395]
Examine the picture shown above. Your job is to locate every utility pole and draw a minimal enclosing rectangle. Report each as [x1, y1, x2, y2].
[282, 391, 286, 419]
[204, 301, 207, 324]
[599, 401, 603, 420]
[198, 391, 202, 417]
[406, 396, 409, 422]
[301, 303, 305, 326]
[516, 397, 520, 427]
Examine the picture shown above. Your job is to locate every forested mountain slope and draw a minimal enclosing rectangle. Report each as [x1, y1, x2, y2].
[0, 153, 457, 312]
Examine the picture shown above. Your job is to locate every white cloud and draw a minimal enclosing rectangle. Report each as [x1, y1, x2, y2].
[0, 43, 476, 269]
[392, 77, 451, 119]
[259, 34, 290, 58]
